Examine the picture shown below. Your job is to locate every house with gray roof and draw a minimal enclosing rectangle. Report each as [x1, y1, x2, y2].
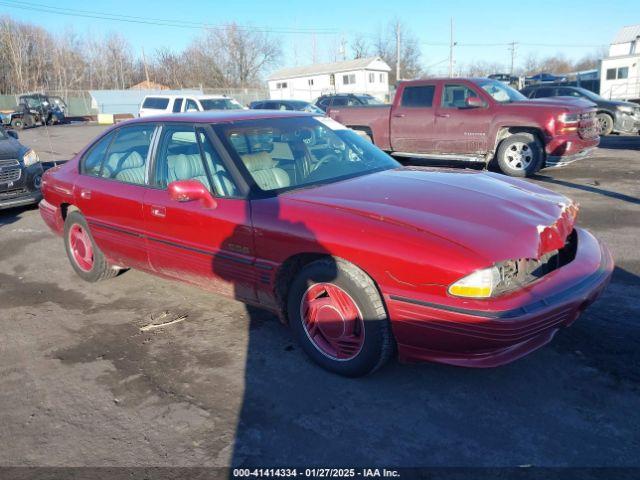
[267, 57, 391, 102]
[600, 24, 640, 101]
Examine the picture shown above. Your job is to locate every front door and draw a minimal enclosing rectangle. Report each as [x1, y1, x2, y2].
[143, 124, 257, 302]
[74, 123, 157, 270]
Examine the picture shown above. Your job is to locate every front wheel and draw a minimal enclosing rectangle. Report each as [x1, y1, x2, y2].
[596, 113, 614, 136]
[64, 211, 119, 282]
[10, 117, 24, 129]
[287, 258, 394, 376]
[495, 133, 543, 177]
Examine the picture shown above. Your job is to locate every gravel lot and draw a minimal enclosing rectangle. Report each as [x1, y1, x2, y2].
[1, 123, 639, 467]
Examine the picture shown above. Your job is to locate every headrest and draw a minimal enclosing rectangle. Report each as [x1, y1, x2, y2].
[120, 151, 145, 169]
[241, 151, 275, 172]
[168, 154, 205, 180]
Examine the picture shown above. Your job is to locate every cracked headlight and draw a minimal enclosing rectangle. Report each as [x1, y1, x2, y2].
[23, 149, 39, 167]
[617, 105, 635, 115]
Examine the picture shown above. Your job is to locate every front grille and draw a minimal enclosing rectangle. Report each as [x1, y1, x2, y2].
[0, 167, 21, 183]
[0, 159, 20, 168]
[578, 111, 598, 139]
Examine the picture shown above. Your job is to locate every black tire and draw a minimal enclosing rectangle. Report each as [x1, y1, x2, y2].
[496, 133, 543, 177]
[596, 112, 614, 136]
[64, 211, 119, 282]
[287, 258, 394, 376]
[10, 118, 24, 129]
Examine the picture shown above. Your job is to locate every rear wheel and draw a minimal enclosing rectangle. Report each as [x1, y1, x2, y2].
[596, 113, 614, 136]
[10, 117, 24, 129]
[496, 133, 542, 177]
[64, 211, 119, 282]
[287, 258, 394, 376]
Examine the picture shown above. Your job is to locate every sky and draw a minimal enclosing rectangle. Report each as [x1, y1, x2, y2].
[2, 0, 638, 75]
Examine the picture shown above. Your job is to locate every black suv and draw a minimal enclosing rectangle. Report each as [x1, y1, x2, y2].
[0, 128, 44, 209]
[315, 93, 384, 112]
[520, 84, 640, 135]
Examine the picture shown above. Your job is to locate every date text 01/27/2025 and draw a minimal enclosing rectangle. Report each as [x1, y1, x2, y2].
[231, 468, 400, 478]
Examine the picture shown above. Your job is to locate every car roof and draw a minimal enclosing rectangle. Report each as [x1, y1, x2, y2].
[124, 110, 316, 124]
[142, 94, 229, 100]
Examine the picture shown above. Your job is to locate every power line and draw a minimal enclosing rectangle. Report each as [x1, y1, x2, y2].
[0, 0, 339, 35]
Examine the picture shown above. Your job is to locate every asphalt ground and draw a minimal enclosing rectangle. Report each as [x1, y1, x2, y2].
[1, 123, 639, 469]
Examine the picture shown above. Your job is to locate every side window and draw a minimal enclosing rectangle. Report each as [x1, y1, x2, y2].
[172, 98, 183, 113]
[185, 99, 199, 111]
[533, 87, 554, 98]
[606, 68, 616, 80]
[197, 129, 238, 197]
[332, 97, 348, 106]
[400, 85, 435, 107]
[142, 97, 169, 109]
[557, 88, 580, 97]
[102, 125, 155, 185]
[154, 126, 208, 190]
[441, 85, 479, 108]
[81, 131, 116, 176]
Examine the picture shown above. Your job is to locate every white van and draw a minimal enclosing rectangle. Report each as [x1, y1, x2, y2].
[138, 94, 245, 118]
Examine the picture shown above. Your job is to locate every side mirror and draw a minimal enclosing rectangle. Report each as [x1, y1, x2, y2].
[168, 180, 217, 209]
[7, 130, 18, 139]
[465, 96, 484, 108]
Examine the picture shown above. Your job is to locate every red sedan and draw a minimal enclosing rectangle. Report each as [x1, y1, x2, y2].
[39, 111, 613, 376]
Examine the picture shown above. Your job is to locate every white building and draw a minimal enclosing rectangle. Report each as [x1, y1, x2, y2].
[600, 25, 640, 101]
[267, 57, 391, 102]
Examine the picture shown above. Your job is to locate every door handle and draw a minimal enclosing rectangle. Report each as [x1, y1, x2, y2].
[392, 113, 406, 118]
[436, 113, 450, 118]
[80, 189, 91, 200]
[150, 206, 166, 218]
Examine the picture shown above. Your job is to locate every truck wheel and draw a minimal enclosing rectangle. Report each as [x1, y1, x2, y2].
[10, 118, 24, 129]
[496, 133, 542, 177]
[596, 113, 613, 136]
[287, 258, 394, 377]
[64, 211, 119, 282]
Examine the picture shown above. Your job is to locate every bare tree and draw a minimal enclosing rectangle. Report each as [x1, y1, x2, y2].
[350, 34, 370, 59]
[372, 19, 422, 84]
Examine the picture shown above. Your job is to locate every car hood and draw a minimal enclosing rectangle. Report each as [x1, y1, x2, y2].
[510, 98, 595, 110]
[283, 167, 577, 264]
[0, 137, 27, 160]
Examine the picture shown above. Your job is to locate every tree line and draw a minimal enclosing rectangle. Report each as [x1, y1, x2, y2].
[0, 16, 281, 94]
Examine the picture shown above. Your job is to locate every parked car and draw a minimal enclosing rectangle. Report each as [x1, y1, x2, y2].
[327, 78, 599, 177]
[0, 128, 44, 209]
[138, 94, 244, 118]
[249, 99, 324, 114]
[39, 111, 612, 376]
[1, 93, 66, 129]
[315, 93, 384, 112]
[520, 84, 640, 135]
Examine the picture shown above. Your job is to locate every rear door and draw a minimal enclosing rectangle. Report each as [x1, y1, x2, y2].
[143, 124, 257, 301]
[431, 83, 492, 155]
[172, 98, 184, 113]
[389, 83, 437, 153]
[74, 123, 157, 269]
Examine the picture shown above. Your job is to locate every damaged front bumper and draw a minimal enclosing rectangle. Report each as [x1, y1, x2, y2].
[387, 228, 613, 367]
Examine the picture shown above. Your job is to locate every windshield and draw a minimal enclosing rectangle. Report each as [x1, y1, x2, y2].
[475, 79, 527, 103]
[357, 95, 384, 105]
[200, 98, 244, 110]
[574, 87, 603, 101]
[289, 101, 325, 114]
[215, 116, 398, 193]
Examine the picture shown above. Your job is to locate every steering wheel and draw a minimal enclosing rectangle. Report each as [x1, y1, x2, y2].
[311, 153, 340, 173]
[295, 127, 316, 146]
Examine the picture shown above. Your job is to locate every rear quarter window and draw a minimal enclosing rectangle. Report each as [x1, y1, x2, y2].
[142, 97, 170, 109]
[401, 85, 435, 107]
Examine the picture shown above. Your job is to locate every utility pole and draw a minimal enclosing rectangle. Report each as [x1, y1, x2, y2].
[448, 17, 455, 77]
[340, 35, 347, 61]
[509, 41, 517, 75]
[395, 22, 401, 82]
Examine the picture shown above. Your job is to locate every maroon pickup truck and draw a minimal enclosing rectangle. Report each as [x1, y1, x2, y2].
[328, 78, 599, 177]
